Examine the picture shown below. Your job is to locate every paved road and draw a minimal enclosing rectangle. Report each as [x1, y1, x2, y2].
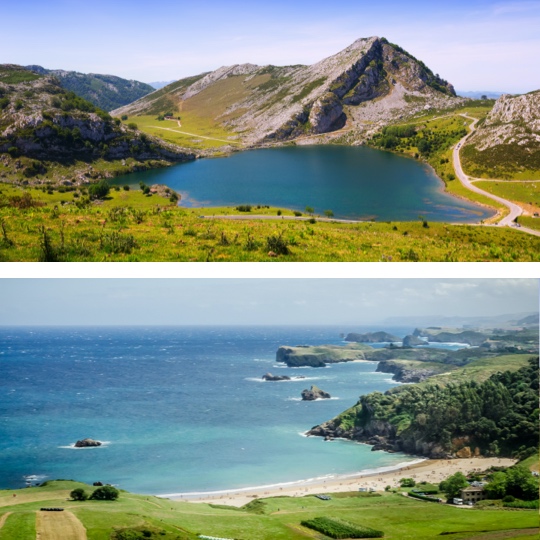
[453, 115, 540, 237]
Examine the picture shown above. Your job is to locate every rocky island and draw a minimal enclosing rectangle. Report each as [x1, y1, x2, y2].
[301, 385, 331, 401]
[74, 438, 102, 448]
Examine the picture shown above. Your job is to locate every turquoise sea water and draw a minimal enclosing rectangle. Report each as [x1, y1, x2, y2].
[113, 146, 494, 222]
[0, 326, 462, 496]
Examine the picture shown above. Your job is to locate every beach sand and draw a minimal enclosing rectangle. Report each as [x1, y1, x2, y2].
[165, 457, 515, 507]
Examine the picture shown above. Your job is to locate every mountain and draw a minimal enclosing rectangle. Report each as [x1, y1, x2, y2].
[461, 90, 540, 178]
[113, 36, 462, 145]
[0, 65, 195, 181]
[25, 65, 155, 112]
[149, 80, 175, 90]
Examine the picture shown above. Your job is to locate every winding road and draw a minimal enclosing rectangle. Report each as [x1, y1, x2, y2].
[453, 115, 540, 236]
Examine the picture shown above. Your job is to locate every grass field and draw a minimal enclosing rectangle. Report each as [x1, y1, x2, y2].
[2, 183, 540, 261]
[474, 181, 540, 213]
[0, 480, 538, 540]
[424, 354, 531, 386]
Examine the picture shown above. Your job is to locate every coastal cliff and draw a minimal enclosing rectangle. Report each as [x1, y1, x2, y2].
[276, 344, 370, 367]
[307, 357, 538, 460]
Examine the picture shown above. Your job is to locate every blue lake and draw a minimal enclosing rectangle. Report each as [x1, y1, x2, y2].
[114, 146, 494, 222]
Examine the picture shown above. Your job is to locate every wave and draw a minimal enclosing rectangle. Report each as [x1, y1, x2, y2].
[59, 441, 111, 449]
[24, 474, 48, 482]
[244, 376, 323, 383]
[286, 397, 340, 401]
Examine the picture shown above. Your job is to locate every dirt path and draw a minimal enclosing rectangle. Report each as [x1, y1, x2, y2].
[150, 125, 239, 145]
[0, 512, 12, 530]
[453, 115, 540, 237]
[36, 510, 87, 540]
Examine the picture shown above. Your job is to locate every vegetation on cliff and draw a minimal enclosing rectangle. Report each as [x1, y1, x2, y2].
[310, 357, 538, 460]
[0, 65, 195, 185]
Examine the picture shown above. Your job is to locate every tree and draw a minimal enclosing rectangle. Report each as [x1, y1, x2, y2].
[88, 180, 110, 200]
[70, 488, 88, 501]
[439, 472, 469, 499]
[89, 485, 119, 501]
[399, 478, 415, 487]
[305, 206, 314, 215]
[324, 209, 334, 218]
[505, 466, 539, 500]
[483, 472, 507, 499]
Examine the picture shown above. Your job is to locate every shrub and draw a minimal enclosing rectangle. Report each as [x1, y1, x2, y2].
[123, 185, 130, 191]
[503, 499, 539, 509]
[127, 122, 138, 130]
[88, 180, 110, 200]
[293, 211, 302, 217]
[121, 114, 128, 121]
[101, 232, 137, 254]
[399, 478, 416, 487]
[70, 488, 87, 501]
[301, 517, 383, 538]
[277, 209, 282, 216]
[89, 485, 119, 500]
[235, 204, 252, 212]
[266, 234, 289, 255]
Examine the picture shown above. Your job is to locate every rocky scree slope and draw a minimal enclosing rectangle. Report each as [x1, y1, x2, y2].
[25, 65, 155, 112]
[114, 37, 462, 145]
[462, 90, 540, 178]
[0, 65, 195, 180]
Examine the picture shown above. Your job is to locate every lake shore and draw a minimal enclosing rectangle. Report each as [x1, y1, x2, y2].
[163, 456, 515, 507]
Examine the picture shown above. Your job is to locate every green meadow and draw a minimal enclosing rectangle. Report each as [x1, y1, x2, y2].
[0, 480, 538, 540]
[2, 183, 540, 261]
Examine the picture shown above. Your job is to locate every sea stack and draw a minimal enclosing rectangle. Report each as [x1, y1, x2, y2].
[262, 373, 291, 381]
[301, 385, 331, 401]
[74, 438, 102, 448]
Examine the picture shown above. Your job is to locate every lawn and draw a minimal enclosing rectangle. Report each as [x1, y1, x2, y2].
[474, 181, 540, 214]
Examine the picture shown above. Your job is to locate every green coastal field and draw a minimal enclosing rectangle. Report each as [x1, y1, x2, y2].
[1, 480, 538, 540]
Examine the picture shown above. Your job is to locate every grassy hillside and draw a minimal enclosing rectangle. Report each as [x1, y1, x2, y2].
[2, 183, 540, 261]
[0, 480, 538, 540]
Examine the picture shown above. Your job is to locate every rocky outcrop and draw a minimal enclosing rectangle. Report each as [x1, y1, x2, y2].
[376, 359, 441, 383]
[345, 331, 401, 343]
[462, 90, 540, 179]
[309, 92, 345, 134]
[301, 385, 331, 401]
[402, 335, 425, 347]
[262, 372, 291, 381]
[0, 68, 197, 178]
[74, 438, 102, 448]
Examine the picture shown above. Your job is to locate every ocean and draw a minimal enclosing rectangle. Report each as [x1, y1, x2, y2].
[0, 326, 457, 496]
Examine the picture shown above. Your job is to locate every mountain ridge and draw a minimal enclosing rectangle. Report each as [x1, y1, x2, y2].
[113, 36, 462, 145]
[25, 65, 155, 112]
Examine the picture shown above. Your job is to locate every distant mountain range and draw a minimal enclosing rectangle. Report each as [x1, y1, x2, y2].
[457, 90, 506, 99]
[25, 65, 155, 111]
[113, 36, 463, 145]
[149, 80, 175, 90]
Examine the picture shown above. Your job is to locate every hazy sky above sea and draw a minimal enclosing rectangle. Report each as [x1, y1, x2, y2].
[0, 279, 537, 326]
[1, 1, 539, 93]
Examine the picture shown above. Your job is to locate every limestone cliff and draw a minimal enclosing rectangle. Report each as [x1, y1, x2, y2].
[462, 90, 540, 178]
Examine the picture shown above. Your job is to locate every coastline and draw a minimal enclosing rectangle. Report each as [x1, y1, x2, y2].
[161, 456, 515, 507]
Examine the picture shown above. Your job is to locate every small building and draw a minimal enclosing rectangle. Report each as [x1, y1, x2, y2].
[460, 486, 486, 504]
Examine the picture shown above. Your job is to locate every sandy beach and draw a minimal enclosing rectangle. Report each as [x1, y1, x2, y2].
[164, 457, 516, 507]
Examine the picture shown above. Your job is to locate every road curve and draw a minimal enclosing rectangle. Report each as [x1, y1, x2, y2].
[453, 115, 524, 226]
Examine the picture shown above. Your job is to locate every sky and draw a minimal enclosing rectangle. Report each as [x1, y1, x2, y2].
[1, 1, 539, 93]
[0, 278, 536, 326]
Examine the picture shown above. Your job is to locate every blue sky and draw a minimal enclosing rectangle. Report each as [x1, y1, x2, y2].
[1, 1, 539, 92]
[0, 279, 536, 326]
